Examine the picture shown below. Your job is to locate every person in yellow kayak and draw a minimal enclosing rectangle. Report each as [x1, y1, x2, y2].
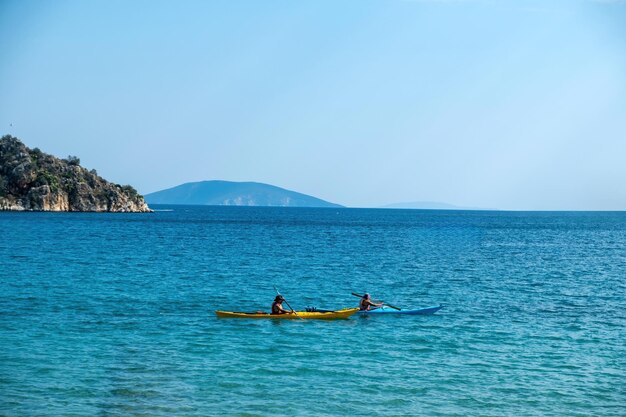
[271, 295, 293, 315]
[359, 293, 383, 311]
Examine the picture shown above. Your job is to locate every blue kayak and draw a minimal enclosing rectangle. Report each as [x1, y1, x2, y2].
[358, 304, 444, 315]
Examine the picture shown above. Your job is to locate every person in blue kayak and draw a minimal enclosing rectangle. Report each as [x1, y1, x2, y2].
[271, 295, 293, 315]
[359, 293, 383, 311]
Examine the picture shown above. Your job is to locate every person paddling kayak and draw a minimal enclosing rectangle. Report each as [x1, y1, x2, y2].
[271, 295, 293, 315]
[359, 293, 383, 311]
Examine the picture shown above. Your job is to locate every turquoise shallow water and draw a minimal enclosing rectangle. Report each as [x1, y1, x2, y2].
[1, 207, 625, 416]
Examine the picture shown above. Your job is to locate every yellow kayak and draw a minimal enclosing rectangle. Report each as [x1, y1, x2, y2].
[215, 308, 359, 320]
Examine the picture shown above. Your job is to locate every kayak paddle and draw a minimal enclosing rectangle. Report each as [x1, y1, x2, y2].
[351, 292, 402, 310]
[274, 286, 303, 319]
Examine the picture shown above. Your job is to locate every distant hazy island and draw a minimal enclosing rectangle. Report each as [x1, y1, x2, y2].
[0, 135, 151, 212]
[383, 201, 494, 210]
[145, 180, 343, 208]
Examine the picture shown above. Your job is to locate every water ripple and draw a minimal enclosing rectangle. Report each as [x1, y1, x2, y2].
[1, 208, 625, 416]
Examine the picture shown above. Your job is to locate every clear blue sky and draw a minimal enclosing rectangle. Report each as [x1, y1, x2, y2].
[1, 0, 625, 210]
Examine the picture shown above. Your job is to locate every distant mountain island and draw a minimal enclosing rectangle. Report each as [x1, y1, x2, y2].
[145, 180, 343, 208]
[0, 135, 151, 212]
[382, 201, 494, 210]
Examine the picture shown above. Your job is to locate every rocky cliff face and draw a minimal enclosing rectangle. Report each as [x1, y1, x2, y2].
[0, 135, 151, 212]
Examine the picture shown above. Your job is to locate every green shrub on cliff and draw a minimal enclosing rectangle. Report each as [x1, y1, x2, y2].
[120, 184, 139, 197]
[34, 171, 60, 193]
[0, 176, 6, 197]
[65, 155, 81, 166]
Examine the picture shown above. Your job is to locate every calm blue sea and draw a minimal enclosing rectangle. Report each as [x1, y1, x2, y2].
[1, 207, 624, 416]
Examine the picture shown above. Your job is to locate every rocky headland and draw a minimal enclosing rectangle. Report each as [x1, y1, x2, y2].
[0, 135, 151, 212]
